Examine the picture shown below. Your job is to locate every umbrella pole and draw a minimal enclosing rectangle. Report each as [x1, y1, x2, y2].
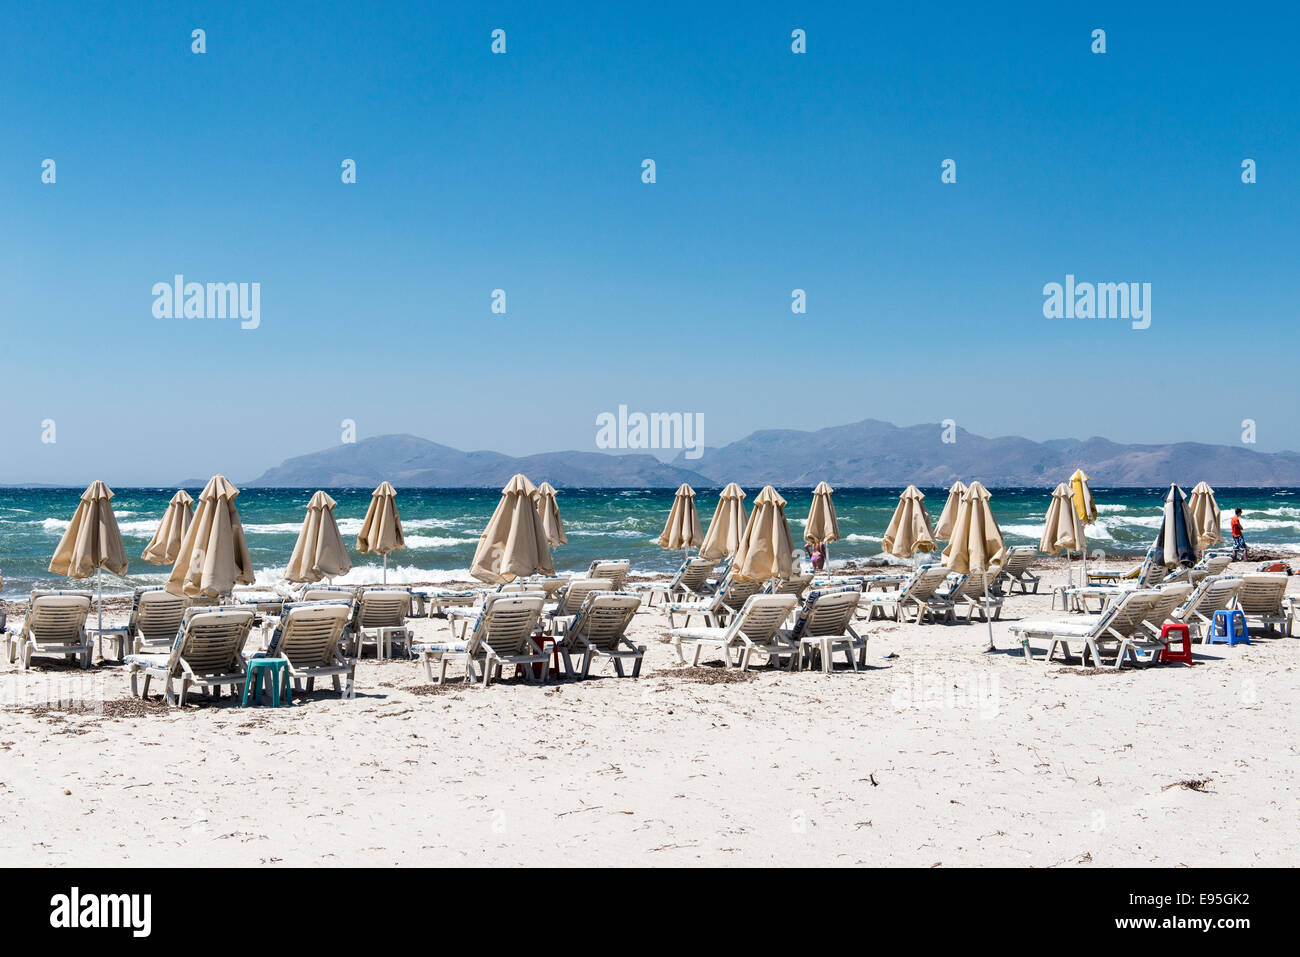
[382, 553, 388, 585]
[96, 567, 103, 644]
[983, 575, 995, 651]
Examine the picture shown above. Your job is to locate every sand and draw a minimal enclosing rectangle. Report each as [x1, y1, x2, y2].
[1, 560, 1296, 867]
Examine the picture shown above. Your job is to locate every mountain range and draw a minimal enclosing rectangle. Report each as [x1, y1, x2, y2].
[244, 420, 1300, 488]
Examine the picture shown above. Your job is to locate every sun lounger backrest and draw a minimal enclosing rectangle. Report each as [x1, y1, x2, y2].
[766, 573, 814, 597]
[469, 596, 544, 658]
[787, 589, 859, 640]
[557, 578, 613, 615]
[565, 593, 641, 652]
[907, 564, 951, 602]
[999, 546, 1034, 578]
[522, 576, 569, 596]
[1104, 590, 1161, 638]
[1145, 583, 1191, 628]
[25, 594, 92, 642]
[174, 608, 254, 673]
[355, 588, 411, 629]
[1176, 575, 1240, 621]
[300, 584, 360, 603]
[1202, 553, 1231, 576]
[134, 588, 188, 645]
[267, 602, 352, 666]
[679, 559, 715, 593]
[726, 594, 798, 646]
[587, 561, 630, 590]
[1235, 574, 1288, 614]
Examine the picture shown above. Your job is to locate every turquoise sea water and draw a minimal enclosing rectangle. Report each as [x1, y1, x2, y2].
[1, 486, 1295, 599]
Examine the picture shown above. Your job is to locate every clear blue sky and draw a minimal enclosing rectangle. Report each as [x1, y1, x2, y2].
[2, 2, 1295, 484]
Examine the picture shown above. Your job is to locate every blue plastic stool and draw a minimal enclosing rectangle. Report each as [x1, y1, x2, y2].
[1208, 609, 1249, 646]
[242, 658, 292, 707]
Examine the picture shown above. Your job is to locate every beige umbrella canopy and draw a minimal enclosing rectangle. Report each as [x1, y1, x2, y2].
[804, 481, 841, 547]
[658, 484, 704, 553]
[535, 482, 567, 548]
[700, 483, 747, 561]
[166, 475, 254, 600]
[285, 491, 353, 584]
[470, 473, 555, 585]
[49, 480, 130, 637]
[1040, 484, 1084, 556]
[732, 486, 796, 583]
[941, 482, 1005, 649]
[357, 481, 405, 583]
[881, 486, 936, 560]
[934, 481, 968, 541]
[1186, 482, 1222, 550]
[49, 481, 129, 579]
[141, 489, 195, 566]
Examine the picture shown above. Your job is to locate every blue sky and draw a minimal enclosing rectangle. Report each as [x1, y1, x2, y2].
[1, 2, 1296, 484]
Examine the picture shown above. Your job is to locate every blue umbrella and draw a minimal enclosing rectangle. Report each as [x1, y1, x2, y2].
[1153, 484, 1199, 569]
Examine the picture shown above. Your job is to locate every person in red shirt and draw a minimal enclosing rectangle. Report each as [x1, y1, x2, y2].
[1230, 508, 1248, 560]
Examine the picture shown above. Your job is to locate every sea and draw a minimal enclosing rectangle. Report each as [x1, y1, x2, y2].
[1, 486, 1296, 600]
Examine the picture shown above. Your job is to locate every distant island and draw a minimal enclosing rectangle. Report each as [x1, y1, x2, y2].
[242, 420, 1300, 488]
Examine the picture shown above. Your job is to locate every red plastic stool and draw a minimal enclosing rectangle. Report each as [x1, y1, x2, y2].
[1159, 623, 1193, 665]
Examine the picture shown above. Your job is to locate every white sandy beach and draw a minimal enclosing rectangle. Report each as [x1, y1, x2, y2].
[1, 559, 1296, 867]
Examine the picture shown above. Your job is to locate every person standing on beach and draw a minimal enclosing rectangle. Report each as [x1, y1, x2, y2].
[1230, 508, 1248, 560]
[805, 543, 825, 571]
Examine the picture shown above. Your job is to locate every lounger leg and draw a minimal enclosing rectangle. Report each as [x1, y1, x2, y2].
[581, 650, 594, 680]
[631, 649, 643, 678]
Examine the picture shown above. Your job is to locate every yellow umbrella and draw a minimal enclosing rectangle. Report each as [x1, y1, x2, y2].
[285, 491, 353, 584]
[141, 489, 194, 566]
[470, 473, 555, 584]
[534, 482, 567, 548]
[165, 475, 255, 600]
[357, 481, 405, 583]
[732, 486, 796, 583]
[700, 483, 747, 561]
[49, 480, 130, 638]
[934, 480, 967, 541]
[804, 482, 841, 548]
[658, 484, 704, 555]
[1069, 468, 1098, 579]
[1186, 482, 1222, 550]
[881, 486, 936, 562]
[941, 482, 1005, 650]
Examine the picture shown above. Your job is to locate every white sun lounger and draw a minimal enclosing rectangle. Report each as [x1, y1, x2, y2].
[126, 606, 255, 706]
[414, 595, 547, 686]
[638, 557, 715, 606]
[669, 593, 799, 670]
[556, 593, 645, 679]
[993, 545, 1039, 594]
[586, 560, 630, 590]
[1008, 590, 1160, 667]
[349, 587, 412, 659]
[4, 590, 93, 670]
[545, 578, 614, 637]
[1233, 573, 1293, 636]
[259, 601, 355, 695]
[1169, 575, 1242, 642]
[858, 564, 951, 623]
[95, 586, 189, 660]
[782, 588, 866, 672]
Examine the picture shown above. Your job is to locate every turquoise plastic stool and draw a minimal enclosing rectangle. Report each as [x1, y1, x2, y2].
[242, 658, 292, 707]
[1208, 609, 1249, 646]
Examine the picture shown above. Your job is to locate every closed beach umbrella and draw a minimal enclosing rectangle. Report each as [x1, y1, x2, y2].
[1040, 484, 1084, 555]
[1041, 483, 1085, 585]
[165, 475, 254, 600]
[941, 482, 1005, 650]
[357, 481, 405, 584]
[141, 489, 194, 566]
[700, 483, 747, 561]
[470, 473, 555, 585]
[285, 491, 352, 584]
[1069, 468, 1098, 579]
[881, 486, 936, 562]
[934, 480, 968, 541]
[535, 482, 567, 548]
[732, 486, 796, 583]
[1186, 482, 1222, 550]
[49, 480, 130, 638]
[804, 481, 841, 548]
[658, 484, 704, 554]
[1154, 484, 1199, 570]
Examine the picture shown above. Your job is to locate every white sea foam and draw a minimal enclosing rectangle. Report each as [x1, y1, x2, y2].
[403, 535, 477, 549]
